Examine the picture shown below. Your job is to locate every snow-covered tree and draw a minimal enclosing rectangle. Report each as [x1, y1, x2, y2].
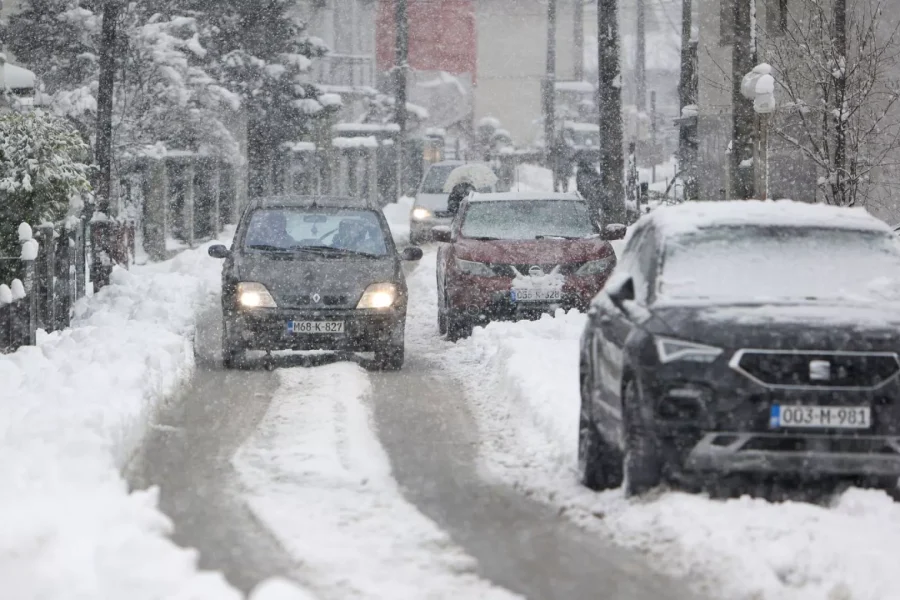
[767, 0, 900, 206]
[0, 111, 93, 280]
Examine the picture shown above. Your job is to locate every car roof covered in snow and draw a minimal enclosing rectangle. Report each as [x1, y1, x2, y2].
[253, 195, 373, 210]
[646, 200, 892, 238]
[468, 191, 584, 203]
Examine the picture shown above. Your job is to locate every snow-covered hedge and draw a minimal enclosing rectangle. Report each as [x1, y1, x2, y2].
[0, 111, 91, 282]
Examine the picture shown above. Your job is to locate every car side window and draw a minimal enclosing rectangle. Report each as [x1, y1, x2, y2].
[617, 224, 653, 305]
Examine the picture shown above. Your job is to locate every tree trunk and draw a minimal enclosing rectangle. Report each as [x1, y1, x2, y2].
[545, 0, 558, 190]
[636, 0, 647, 112]
[247, 113, 270, 199]
[678, 0, 699, 200]
[574, 0, 585, 81]
[394, 0, 408, 199]
[731, 0, 757, 199]
[832, 0, 848, 205]
[598, 0, 625, 212]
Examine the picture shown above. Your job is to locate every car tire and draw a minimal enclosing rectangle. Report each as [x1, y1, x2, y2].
[622, 379, 663, 497]
[375, 341, 405, 371]
[446, 309, 473, 342]
[579, 363, 624, 490]
[221, 316, 243, 370]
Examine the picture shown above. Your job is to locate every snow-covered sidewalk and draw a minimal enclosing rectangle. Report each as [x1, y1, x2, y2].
[0, 236, 250, 599]
[233, 364, 521, 600]
[404, 248, 900, 599]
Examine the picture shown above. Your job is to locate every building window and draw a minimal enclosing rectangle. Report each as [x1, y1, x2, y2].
[767, 0, 788, 35]
[720, 0, 735, 46]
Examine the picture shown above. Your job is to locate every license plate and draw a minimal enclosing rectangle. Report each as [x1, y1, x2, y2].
[287, 321, 344, 334]
[770, 405, 871, 429]
[511, 288, 562, 302]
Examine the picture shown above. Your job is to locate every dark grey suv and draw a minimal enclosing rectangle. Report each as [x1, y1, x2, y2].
[208, 195, 423, 370]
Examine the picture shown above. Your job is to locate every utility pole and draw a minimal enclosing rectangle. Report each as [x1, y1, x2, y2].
[598, 0, 625, 216]
[731, 0, 757, 199]
[544, 0, 558, 190]
[92, 0, 120, 291]
[650, 90, 657, 182]
[636, 0, 647, 113]
[394, 0, 408, 200]
[574, 0, 585, 81]
[678, 0, 699, 200]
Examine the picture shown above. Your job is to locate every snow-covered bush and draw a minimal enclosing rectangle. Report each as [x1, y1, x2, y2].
[0, 110, 92, 281]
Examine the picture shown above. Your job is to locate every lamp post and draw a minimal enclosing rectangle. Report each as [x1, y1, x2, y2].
[741, 64, 776, 199]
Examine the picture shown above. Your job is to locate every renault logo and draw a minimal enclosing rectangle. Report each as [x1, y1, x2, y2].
[312, 293, 321, 303]
[809, 359, 831, 382]
[528, 265, 544, 277]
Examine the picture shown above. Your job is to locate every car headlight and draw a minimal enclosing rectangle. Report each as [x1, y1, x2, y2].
[575, 256, 615, 276]
[411, 207, 432, 221]
[237, 282, 277, 308]
[655, 336, 723, 364]
[357, 282, 397, 309]
[454, 258, 495, 277]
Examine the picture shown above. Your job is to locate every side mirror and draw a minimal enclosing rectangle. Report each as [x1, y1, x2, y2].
[602, 224, 627, 241]
[208, 244, 230, 259]
[400, 246, 424, 261]
[606, 275, 635, 307]
[431, 226, 452, 243]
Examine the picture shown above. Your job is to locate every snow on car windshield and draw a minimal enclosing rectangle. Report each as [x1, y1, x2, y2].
[420, 165, 457, 193]
[244, 208, 388, 256]
[658, 226, 900, 302]
[460, 200, 596, 240]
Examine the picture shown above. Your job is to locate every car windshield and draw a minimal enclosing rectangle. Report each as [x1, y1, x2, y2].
[459, 200, 597, 240]
[659, 226, 900, 302]
[243, 208, 389, 256]
[420, 165, 458, 194]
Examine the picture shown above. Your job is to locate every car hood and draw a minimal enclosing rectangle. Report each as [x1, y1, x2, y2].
[235, 253, 399, 308]
[455, 238, 615, 265]
[647, 300, 900, 351]
[415, 193, 450, 212]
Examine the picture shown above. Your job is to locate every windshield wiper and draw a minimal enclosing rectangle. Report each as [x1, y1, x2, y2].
[247, 244, 292, 252]
[535, 234, 584, 240]
[466, 236, 501, 241]
[294, 245, 382, 259]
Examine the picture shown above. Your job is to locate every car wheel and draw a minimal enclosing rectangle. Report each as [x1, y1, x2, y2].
[374, 341, 405, 371]
[446, 309, 473, 342]
[622, 379, 663, 497]
[579, 363, 623, 490]
[221, 316, 243, 370]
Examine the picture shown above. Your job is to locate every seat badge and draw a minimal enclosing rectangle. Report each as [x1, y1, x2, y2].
[809, 360, 831, 382]
[312, 293, 321, 304]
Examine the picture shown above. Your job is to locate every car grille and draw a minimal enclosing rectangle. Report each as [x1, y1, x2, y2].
[285, 294, 350, 307]
[489, 263, 584, 277]
[730, 350, 900, 389]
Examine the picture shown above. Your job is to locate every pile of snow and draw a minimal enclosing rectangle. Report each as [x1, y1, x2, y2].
[234, 365, 521, 600]
[0, 235, 243, 599]
[332, 136, 378, 149]
[404, 247, 900, 600]
[382, 196, 414, 246]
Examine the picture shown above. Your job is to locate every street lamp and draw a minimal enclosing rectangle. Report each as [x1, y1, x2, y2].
[741, 64, 776, 199]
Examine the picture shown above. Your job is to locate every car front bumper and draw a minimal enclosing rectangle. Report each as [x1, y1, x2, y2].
[410, 215, 453, 241]
[446, 272, 609, 318]
[227, 307, 404, 352]
[634, 358, 900, 479]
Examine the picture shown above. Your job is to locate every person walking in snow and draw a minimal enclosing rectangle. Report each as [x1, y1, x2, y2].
[576, 154, 626, 230]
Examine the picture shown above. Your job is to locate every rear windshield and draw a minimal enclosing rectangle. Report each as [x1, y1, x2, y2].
[460, 200, 597, 240]
[243, 208, 389, 256]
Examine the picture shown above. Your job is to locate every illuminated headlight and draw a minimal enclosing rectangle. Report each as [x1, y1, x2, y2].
[357, 282, 397, 309]
[655, 336, 723, 364]
[411, 207, 432, 221]
[237, 282, 277, 308]
[575, 257, 615, 276]
[454, 258, 495, 277]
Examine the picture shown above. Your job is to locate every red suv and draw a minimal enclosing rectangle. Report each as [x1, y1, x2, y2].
[433, 192, 626, 340]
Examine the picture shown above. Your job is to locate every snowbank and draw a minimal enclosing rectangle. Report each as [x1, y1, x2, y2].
[382, 195, 414, 246]
[233, 364, 521, 600]
[405, 247, 900, 600]
[0, 234, 241, 599]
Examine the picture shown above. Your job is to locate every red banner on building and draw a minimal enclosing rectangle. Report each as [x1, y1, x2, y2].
[376, 0, 477, 83]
